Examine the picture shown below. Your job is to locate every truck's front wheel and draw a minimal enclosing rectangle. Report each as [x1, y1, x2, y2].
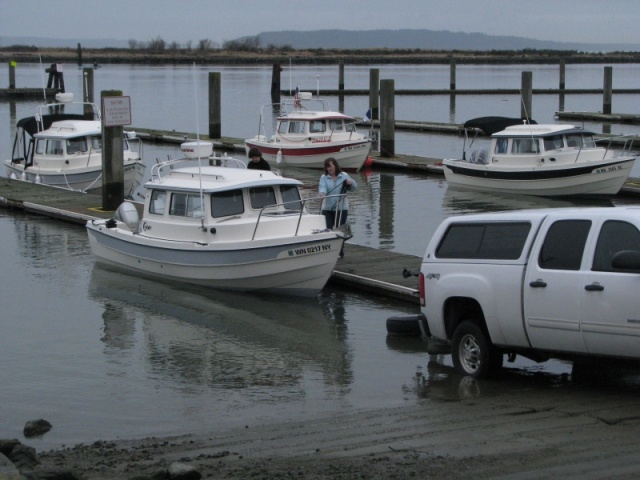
[452, 321, 502, 379]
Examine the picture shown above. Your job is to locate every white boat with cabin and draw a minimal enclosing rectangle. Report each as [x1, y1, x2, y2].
[86, 142, 351, 296]
[443, 117, 637, 196]
[244, 91, 372, 171]
[4, 93, 143, 195]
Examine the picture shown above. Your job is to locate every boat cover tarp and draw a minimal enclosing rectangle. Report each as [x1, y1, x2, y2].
[463, 117, 537, 135]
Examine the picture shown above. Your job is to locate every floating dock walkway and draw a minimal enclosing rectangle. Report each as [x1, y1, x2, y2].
[0, 178, 422, 304]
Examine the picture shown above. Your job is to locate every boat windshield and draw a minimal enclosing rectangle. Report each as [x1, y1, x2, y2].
[543, 135, 564, 151]
[511, 138, 540, 154]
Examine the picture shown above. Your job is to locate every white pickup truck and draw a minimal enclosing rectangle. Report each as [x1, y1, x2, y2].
[419, 206, 640, 378]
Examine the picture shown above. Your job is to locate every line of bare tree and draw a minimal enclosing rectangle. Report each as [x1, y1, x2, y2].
[127, 36, 293, 53]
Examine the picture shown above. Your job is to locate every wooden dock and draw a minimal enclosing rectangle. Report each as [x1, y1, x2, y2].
[0, 177, 422, 304]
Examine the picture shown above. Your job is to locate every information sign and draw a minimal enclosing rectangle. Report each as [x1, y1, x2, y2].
[102, 96, 132, 127]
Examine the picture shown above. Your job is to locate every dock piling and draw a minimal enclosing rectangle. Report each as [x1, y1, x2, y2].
[369, 68, 380, 121]
[521, 71, 533, 120]
[380, 79, 395, 157]
[209, 72, 221, 139]
[603, 66, 613, 115]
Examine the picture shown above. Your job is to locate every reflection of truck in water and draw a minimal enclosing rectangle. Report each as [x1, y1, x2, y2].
[419, 207, 640, 378]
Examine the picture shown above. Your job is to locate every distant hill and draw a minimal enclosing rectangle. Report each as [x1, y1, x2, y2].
[255, 29, 638, 53]
[2, 29, 638, 52]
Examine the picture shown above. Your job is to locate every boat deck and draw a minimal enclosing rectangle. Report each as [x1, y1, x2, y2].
[0, 177, 422, 304]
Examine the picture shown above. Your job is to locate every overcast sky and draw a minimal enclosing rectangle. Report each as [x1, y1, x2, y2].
[2, 0, 639, 46]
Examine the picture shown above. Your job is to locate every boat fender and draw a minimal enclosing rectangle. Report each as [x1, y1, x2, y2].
[276, 149, 282, 165]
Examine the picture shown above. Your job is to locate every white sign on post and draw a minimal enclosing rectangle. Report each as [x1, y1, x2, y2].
[102, 96, 132, 127]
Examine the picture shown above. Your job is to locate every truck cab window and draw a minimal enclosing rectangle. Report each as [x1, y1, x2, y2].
[538, 220, 591, 270]
[592, 220, 640, 272]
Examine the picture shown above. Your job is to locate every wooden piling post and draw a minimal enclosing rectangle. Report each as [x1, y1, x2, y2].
[558, 60, 566, 112]
[209, 72, 221, 139]
[271, 63, 281, 103]
[338, 60, 345, 113]
[603, 66, 613, 115]
[82, 67, 94, 118]
[9, 61, 16, 89]
[380, 79, 395, 158]
[100, 90, 125, 211]
[77, 43, 83, 67]
[521, 71, 533, 120]
[369, 68, 380, 121]
[450, 59, 456, 91]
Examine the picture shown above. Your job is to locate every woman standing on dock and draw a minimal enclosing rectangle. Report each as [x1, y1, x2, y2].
[319, 157, 357, 257]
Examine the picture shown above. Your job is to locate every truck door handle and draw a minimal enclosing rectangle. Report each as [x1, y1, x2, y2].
[585, 283, 604, 291]
[529, 280, 547, 288]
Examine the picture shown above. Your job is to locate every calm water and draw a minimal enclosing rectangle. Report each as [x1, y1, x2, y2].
[2, 64, 640, 449]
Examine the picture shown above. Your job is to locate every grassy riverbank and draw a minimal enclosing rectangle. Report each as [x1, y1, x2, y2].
[1, 46, 640, 66]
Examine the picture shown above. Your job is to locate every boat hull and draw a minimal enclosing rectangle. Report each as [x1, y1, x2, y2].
[86, 222, 345, 296]
[245, 139, 372, 171]
[443, 157, 636, 196]
[4, 160, 139, 195]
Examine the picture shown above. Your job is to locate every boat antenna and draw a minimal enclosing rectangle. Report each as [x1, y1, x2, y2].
[192, 62, 206, 231]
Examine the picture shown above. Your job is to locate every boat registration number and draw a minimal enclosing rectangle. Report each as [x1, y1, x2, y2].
[288, 243, 332, 256]
[594, 164, 623, 174]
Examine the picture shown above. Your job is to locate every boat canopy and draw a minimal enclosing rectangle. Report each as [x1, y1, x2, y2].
[463, 116, 537, 135]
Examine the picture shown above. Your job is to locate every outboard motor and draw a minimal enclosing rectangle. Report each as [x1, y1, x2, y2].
[114, 202, 140, 233]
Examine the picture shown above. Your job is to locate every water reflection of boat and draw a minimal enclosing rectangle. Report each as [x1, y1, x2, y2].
[88, 265, 353, 391]
[442, 185, 614, 216]
[443, 118, 637, 196]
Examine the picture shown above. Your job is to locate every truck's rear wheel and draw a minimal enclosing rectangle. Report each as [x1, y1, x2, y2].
[452, 321, 502, 379]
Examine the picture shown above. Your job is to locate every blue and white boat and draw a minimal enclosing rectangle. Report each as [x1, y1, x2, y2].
[86, 145, 350, 296]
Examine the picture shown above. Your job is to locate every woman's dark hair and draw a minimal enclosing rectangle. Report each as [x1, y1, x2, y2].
[247, 147, 262, 158]
[323, 157, 342, 175]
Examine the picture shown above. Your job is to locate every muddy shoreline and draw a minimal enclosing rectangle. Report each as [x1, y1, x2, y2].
[28, 365, 640, 479]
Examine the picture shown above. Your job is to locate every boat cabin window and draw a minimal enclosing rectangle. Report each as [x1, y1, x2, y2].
[511, 138, 540, 154]
[309, 120, 326, 133]
[288, 121, 306, 134]
[567, 134, 596, 148]
[249, 186, 277, 210]
[280, 185, 303, 211]
[495, 138, 508, 154]
[67, 137, 88, 154]
[170, 193, 204, 218]
[149, 190, 167, 215]
[543, 135, 564, 151]
[328, 119, 344, 132]
[345, 122, 357, 133]
[211, 189, 244, 218]
[90, 135, 102, 150]
[35, 139, 46, 155]
[45, 139, 64, 155]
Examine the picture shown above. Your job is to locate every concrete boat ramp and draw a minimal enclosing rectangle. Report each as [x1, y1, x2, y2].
[0, 177, 422, 304]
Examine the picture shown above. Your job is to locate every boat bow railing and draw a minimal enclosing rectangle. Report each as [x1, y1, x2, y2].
[252, 193, 347, 240]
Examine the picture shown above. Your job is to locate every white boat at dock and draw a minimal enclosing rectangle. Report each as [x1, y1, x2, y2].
[86, 142, 351, 296]
[443, 117, 638, 196]
[244, 91, 372, 171]
[4, 92, 143, 195]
